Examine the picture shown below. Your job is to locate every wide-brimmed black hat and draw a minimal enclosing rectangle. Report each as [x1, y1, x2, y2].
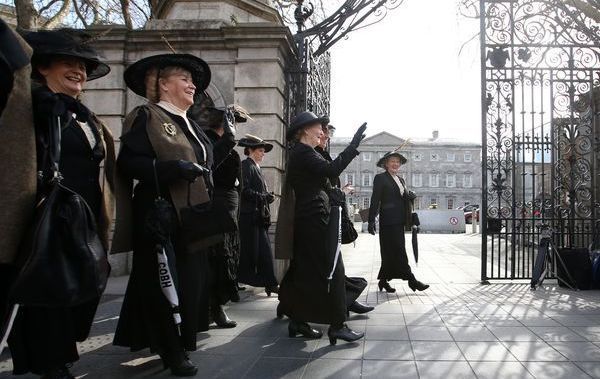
[287, 111, 329, 140]
[124, 53, 211, 98]
[23, 29, 110, 81]
[238, 134, 273, 152]
[377, 151, 408, 167]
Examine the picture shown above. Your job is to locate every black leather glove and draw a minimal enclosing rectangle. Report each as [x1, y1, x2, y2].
[176, 160, 206, 182]
[407, 190, 417, 200]
[264, 192, 275, 204]
[349, 122, 367, 149]
[222, 108, 236, 135]
[368, 222, 376, 235]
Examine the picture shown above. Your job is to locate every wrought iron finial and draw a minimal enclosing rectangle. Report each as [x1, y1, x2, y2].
[294, 0, 314, 33]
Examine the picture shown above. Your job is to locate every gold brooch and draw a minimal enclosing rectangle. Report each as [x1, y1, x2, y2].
[163, 123, 177, 136]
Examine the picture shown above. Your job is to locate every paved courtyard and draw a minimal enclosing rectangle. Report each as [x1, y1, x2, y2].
[1, 231, 600, 378]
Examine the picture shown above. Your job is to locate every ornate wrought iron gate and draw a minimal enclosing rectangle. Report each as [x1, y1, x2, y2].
[480, 0, 600, 280]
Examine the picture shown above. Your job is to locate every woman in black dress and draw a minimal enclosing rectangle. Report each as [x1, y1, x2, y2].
[8, 29, 114, 379]
[112, 54, 235, 376]
[368, 152, 429, 293]
[277, 111, 366, 345]
[237, 134, 279, 295]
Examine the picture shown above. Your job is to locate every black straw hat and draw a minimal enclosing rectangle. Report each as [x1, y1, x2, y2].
[23, 29, 110, 81]
[287, 111, 329, 140]
[238, 134, 273, 152]
[124, 53, 211, 98]
[377, 151, 408, 167]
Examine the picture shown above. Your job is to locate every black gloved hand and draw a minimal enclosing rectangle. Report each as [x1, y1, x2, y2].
[177, 160, 206, 182]
[407, 190, 417, 200]
[368, 222, 376, 235]
[222, 108, 236, 135]
[265, 192, 275, 204]
[349, 122, 367, 149]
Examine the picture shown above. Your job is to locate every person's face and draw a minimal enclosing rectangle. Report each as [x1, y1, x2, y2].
[159, 68, 196, 110]
[249, 147, 266, 163]
[318, 127, 330, 149]
[38, 56, 87, 98]
[385, 156, 402, 174]
[302, 123, 324, 148]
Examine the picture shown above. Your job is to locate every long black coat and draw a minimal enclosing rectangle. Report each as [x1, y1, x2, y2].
[8, 86, 107, 375]
[278, 142, 358, 326]
[238, 158, 278, 287]
[113, 106, 234, 353]
[368, 172, 414, 280]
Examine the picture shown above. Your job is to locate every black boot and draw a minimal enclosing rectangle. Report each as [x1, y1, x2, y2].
[265, 285, 279, 297]
[160, 351, 198, 377]
[276, 303, 285, 319]
[327, 324, 364, 345]
[408, 279, 429, 292]
[41, 366, 74, 379]
[212, 304, 237, 328]
[288, 320, 322, 339]
[348, 300, 374, 314]
[378, 279, 396, 293]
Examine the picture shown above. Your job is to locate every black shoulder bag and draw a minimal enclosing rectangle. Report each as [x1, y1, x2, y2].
[10, 114, 110, 307]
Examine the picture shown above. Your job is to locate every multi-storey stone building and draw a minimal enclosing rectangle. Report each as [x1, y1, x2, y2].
[330, 130, 482, 211]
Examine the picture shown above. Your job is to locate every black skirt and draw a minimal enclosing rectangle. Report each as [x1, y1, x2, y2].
[238, 212, 278, 288]
[278, 215, 346, 326]
[377, 224, 414, 280]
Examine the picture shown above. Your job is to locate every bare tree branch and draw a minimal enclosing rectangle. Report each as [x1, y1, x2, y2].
[15, 0, 39, 29]
[42, 0, 72, 29]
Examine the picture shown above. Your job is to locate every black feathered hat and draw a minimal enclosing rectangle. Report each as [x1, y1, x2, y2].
[287, 111, 329, 141]
[238, 134, 273, 153]
[23, 28, 110, 81]
[124, 54, 211, 98]
[377, 151, 408, 167]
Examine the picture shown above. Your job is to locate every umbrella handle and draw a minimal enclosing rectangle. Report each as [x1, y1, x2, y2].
[0, 304, 19, 355]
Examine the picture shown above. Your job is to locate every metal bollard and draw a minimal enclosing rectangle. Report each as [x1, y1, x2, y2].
[472, 210, 478, 234]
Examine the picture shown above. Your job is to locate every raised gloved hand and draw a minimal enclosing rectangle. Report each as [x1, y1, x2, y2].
[349, 122, 367, 149]
[407, 190, 417, 200]
[177, 160, 207, 182]
[264, 192, 275, 204]
[222, 108, 236, 136]
[368, 222, 376, 235]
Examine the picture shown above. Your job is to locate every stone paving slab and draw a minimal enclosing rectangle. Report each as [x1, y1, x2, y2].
[1, 231, 599, 378]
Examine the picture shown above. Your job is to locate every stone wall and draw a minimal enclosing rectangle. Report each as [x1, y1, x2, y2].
[81, 0, 296, 275]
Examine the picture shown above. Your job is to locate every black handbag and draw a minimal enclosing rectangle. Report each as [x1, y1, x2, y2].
[10, 115, 109, 307]
[179, 182, 237, 247]
[259, 200, 272, 228]
[341, 204, 358, 244]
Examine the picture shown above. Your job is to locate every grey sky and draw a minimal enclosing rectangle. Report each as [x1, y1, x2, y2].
[329, 0, 481, 142]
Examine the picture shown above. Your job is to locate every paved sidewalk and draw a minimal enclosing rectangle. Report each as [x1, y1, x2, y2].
[1, 231, 600, 378]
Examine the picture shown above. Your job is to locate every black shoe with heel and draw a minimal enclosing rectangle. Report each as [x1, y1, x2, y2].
[212, 305, 237, 328]
[348, 301, 374, 314]
[41, 366, 75, 379]
[408, 279, 429, 292]
[160, 351, 198, 377]
[327, 324, 364, 345]
[266, 285, 279, 297]
[378, 279, 396, 293]
[276, 303, 285, 319]
[288, 320, 322, 339]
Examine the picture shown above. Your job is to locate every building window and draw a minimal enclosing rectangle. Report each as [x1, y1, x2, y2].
[464, 152, 472, 162]
[345, 173, 355, 186]
[363, 152, 372, 161]
[362, 197, 370, 209]
[463, 174, 473, 188]
[362, 172, 372, 187]
[447, 153, 455, 162]
[446, 174, 456, 188]
[413, 153, 422, 161]
[447, 198, 455, 209]
[430, 153, 440, 161]
[430, 197, 437, 207]
[412, 173, 422, 187]
[429, 173, 439, 187]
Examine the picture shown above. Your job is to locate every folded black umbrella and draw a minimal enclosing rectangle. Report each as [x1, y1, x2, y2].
[412, 227, 419, 264]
